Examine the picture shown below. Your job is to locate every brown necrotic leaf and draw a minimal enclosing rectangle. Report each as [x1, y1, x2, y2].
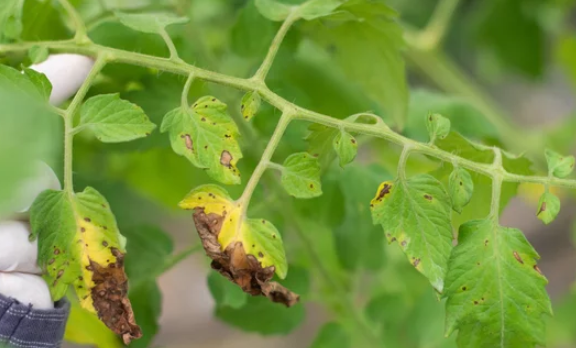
[181, 185, 298, 307]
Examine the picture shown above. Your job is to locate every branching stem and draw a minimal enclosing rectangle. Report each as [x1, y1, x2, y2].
[57, 0, 89, 42]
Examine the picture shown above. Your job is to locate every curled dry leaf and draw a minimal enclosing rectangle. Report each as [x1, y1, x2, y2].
[180, 185, 298, 307]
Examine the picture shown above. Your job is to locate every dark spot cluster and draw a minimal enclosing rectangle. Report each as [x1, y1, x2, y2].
[424, 194, 433, 201]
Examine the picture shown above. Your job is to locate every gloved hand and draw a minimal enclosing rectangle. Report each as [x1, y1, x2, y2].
[0, 54, 94, 310]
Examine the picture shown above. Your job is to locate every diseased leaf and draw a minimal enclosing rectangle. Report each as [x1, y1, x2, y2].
[30, 188, 141, 344]
[208, 271, 248, 309]
[79, 94, 156, 143]
[370, 175, 453, 292]
[255, 0, 294, 21]
[161, 96, 243, 185]
[64, 298, 122, 348]
[303, 0, 407, 128]
[179, 185, 298, 306]
[448, 167, 474, 214]
[333, 129, 357, 167]
[444, 219, 552, 347]
[545, 148, 575, 178]
[240, 90, 261, 121]
[309, 322, 350, 348]
[281, 152, 322, 198]
[115, 12, 188, 34]
[426, 113, 451, 143]
[536, 192, 560, 225]
[28, 45, 48, 64]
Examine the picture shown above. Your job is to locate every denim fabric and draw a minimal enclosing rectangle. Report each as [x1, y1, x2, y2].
[0, 295, 69, 348]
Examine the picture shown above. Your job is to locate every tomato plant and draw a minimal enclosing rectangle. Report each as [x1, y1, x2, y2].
[1, 0, 576, 347]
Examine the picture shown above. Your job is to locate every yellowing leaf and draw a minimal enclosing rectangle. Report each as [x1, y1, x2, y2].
[179, 185, 298, 306]
[30, 188, 141, 344]
[161, 96, 243, 185]
[65, 297, 122, 348]
[240, 90, 261, 121]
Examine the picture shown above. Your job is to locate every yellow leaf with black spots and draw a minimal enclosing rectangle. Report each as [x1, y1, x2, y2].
[179, 185, 297, 306]
[30, 187, 141, 344]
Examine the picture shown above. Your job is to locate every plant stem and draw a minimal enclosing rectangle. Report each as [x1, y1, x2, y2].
[181, 73, 195, 108]
[489, 148, 503, 220]
[2, 41, 575, 191]
[159, 28, 181, 61]
[253, 10, 299, 82]
[239, 112, 293, 207]
[415, 0, 460, 50]
[63, 55, 107, 193]
[57, 0, 89, 42]
[397, 145, 412, 181]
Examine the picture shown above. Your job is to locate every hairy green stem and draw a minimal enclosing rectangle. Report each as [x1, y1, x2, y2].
[413, 0, 460, 49]
[397, 145, 412, 181]
[238, 112, 293, 207]
[490, 148, 504, 220]
[159, 28, 181, 61]
[253, 10, 299, 82]
[181, 73, 195, 108]
[64, 55, 107, 193]
[57, 0, 89, 42]
[2, 41, 574, 190]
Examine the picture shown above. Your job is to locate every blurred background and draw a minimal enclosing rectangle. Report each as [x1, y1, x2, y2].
[2, 0, 576, 347]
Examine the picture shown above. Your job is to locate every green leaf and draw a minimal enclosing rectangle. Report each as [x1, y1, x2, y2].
[255, 0, 294, 21]
[334, 164, 389, 270]
[30, 187, 141, 340]
[297, 0, 344, 20]
[333, 129, 357, 167]
[216, 295, 305, 334]
[0, 0, 23, 41]
[22, 68, 52, 102]
[448, 167, 474, 214]
[127, 280, 161, 348]
[306, 123, 339, 169]
[115, 12, 189, 35]
[303, 0, 407, 128]
[426, 113, 451, 143]
[21, 0, 69, 41]
[207, 272, 248, 309]
[240, 90, 261, 121]
[0, 64, 50, 101]
[309, 322, 350, 348]
[370, 174, 453, 292]
[231, 0, 276, 58]
[281, 152, 322, 198]
[545, 148, 574, 178]
[28, 45, 48, 64]
[161, 96, 243, 185]
[79, 94, 156, 143]
[444, 219, 552, 347]
[536, 192, 560, 225]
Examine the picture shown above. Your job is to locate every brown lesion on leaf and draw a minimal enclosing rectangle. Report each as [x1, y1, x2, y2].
[193, 208, 299, 307]
[374, 183, 392, 202]
[513, 251, 524, 264]
[220, 150, 233, 168]
[181, 134, 194, 151]
[538, 202, 547, 215]
[89, 248, 142, 344]
[412, 257, 421, 267]
[534, 265, 542, 275]
[424, 194, 433, 201]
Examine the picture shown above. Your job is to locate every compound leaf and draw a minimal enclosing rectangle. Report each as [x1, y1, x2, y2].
[161, 96, 243, 185]
[333, 129, 357, 167]
[545, 148, 575, 178]
[449, 167, 474, 214]
[536, 192, 560, 225]
[281, 152, 322, 198]
[179, 185, 298, 306]
[370, 174, 453, 292]
[30, 188, 141, 344]
[79, 94, 156, 143]
[115, 12, 188, 34]
[444, 219, 552, 347]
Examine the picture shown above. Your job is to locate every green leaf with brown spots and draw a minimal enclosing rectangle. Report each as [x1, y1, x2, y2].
[333, 129, 357, 167]
[179, 185, 298, 306]
[449, 167, 474, 214]
[545, 148, 575, 178]
[370, 174, 453, 292]
[30, 187, 141, 344]
[280, 152, 322, 199]
[536, 192, 560, 225]
[240, 90, 261, 121]
[426, 113, 451, 143]
[78, 94, 156, 143]
[161, 96, 243, 185]
[444, 219, 552, 348]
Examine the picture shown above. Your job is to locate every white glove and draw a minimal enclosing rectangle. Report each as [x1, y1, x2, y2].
[0, 54, 94, 309]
